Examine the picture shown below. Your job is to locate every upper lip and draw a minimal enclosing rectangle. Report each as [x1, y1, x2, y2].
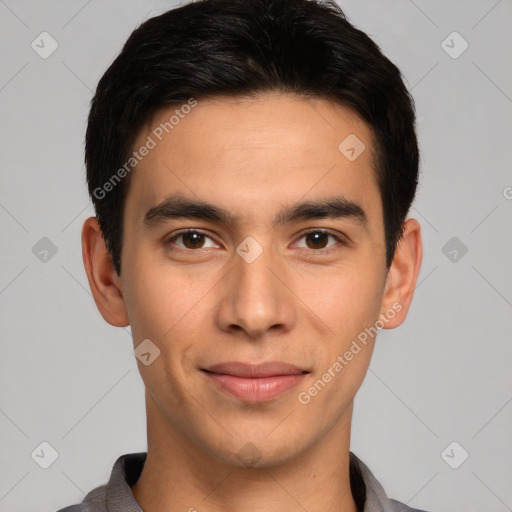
[203, 361, 309, 377]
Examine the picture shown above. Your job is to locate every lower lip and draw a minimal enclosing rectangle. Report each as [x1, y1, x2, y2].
[202, 371, 307, 402]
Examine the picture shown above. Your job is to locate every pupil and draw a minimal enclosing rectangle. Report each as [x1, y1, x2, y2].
[186, 232, 203, 248]
[308, 232, 327, 249]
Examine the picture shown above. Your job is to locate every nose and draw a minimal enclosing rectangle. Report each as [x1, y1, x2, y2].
[215, 241, 297, 340]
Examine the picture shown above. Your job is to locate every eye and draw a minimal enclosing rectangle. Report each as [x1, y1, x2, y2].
[294, 229, 345, 253]
[164, 228, 346, 254]
[164, 229, 219, 250]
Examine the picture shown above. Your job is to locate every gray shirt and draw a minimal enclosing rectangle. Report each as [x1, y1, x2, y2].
[56, 452, 429, 512]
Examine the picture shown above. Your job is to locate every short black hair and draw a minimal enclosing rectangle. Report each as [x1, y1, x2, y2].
[85, 0, 419, 276]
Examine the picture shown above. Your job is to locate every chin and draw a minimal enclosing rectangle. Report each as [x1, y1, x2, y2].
[205, 432, 308, 470]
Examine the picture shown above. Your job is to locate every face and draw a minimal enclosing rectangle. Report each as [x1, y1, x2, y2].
[105, 93, 410, 467]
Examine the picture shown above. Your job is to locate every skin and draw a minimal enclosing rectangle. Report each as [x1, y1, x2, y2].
[82, 92, 422, 512]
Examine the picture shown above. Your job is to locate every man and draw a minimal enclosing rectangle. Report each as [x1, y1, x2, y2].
[59, 0, 426, 510]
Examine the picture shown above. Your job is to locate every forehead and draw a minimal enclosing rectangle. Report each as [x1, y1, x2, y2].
[125, 93, 381, 227]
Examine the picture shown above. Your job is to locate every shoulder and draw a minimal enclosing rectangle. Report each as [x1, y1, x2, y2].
[388, 498, 430, 512]
[350, 452, 433, 512]
[55, 452, 146, 512]
[55, 484, 108, 512]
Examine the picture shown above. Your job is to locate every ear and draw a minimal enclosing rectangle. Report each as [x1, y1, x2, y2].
[379, 218, 423, 329]
[81, 216, 129, 327]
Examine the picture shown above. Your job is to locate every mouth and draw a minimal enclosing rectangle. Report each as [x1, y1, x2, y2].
[201, 361, 310, 402]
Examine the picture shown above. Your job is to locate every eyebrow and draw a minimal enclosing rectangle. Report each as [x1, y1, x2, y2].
[143, 193, 368, 229]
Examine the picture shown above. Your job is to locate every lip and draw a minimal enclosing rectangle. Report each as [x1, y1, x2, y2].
[204, 361, 307, 377]
[202, 361, 309, 402]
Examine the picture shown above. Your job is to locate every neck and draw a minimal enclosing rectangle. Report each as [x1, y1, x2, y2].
[131, 394, 358, 512]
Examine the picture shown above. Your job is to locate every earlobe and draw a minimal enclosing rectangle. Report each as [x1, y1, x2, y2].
[380, 218, 423, 329]
[81, 216, 130, 327]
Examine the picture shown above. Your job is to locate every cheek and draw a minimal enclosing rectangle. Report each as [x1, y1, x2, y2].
[301, 277, 381, 414]
[299, 262, 384, 338]
[124, 267, 201, 401]
[124, 260, 214, 373]
[124, 279, 169, 343]
[123, 243, 192, 330]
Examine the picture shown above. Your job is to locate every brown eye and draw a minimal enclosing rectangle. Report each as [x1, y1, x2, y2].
[304, 231, 330, 249]
[181, 231, 205, 249]
[165, 230, 218, 251]
[295, 230, 344, 253]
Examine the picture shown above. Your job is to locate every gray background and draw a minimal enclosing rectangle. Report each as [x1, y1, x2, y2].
[0, 0, 511, 511]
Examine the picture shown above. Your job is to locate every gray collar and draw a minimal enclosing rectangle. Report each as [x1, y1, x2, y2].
[79, 451, 425, 512]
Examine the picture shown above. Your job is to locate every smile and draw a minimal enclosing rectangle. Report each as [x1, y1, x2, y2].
[201, 361, 309, 402]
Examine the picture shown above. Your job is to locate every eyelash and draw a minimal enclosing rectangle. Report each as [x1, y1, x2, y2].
[163, 228, 347, 255]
